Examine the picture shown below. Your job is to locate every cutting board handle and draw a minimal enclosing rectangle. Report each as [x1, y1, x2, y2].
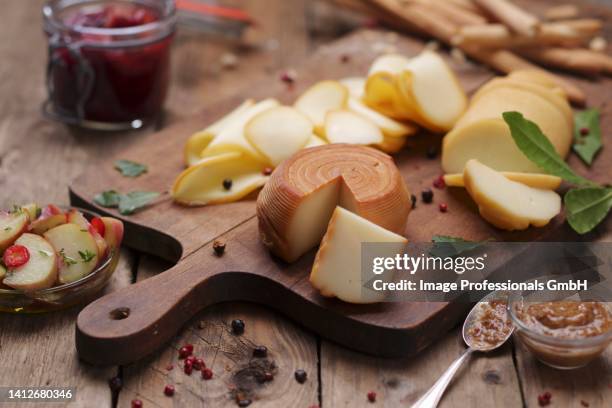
[76, 259, 225, 365]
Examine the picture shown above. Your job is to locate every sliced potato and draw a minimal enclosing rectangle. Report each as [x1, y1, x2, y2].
[363, 72, 415, 120]
[348, 97, 418, 138]
[368, 53, 411, 76]
[172, 151, 269, 206]
[304, 134, 328, 148]
[339, 77, 366, 99]
[375, 135, 407, 154]
[245, 106, 313, 167]
[396, 51, 467, 132]
[444, 172, 562, 190]
[294, 81, 349, 135]
[2, 233, 58, 291]
[202, 98, 280, 162]
[463, 160, 561, 231]
[323, 109, 384, 145]
[184, 99, 255, 166]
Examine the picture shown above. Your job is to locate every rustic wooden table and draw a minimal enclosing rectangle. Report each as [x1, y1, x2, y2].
[1, 1, 611, 407]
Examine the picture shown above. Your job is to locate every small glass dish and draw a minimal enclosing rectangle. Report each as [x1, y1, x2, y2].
[509, 292, 612, 370]
[0, 208, 120, 313]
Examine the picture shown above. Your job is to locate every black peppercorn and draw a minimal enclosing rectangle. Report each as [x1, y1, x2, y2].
[426, 146, 438, 159]
[238, 398, 252, 407]
[231, 319, 245, 335]
[294, 369, 307, 384]
[410, 194, 417, 209]
[421, 189, 434, 204]
[223, 179, 233, 190]
[253, 345, 268, 358]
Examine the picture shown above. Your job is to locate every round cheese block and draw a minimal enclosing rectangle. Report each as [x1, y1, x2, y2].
[256, 144, 411, 263]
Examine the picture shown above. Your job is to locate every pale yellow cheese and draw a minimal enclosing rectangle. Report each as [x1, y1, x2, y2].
[310, 207, 407, 304]
[444, 172, 562, 190]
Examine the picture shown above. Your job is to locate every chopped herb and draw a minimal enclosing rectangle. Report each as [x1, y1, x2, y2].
[504, 111, 610, 234]
[78, 249, 96, 263]
[114, 159, 148, 177]
[38, 250, 52, 257]
[59, 249, 77, 266]
[4, 226, 11, 232]
[94, 190, 159, 215]
[118, 191, 159, 215]
[573, 109, 602, 166]
[94, 190, 121, 208]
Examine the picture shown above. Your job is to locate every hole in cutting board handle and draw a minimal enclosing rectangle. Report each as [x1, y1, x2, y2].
[109, 307, 130, 320]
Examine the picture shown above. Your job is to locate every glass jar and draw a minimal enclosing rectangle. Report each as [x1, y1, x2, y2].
[43, 0, 176, 130]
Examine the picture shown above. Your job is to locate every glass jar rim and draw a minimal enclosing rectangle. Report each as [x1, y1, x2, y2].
[43, 0, 177, 40]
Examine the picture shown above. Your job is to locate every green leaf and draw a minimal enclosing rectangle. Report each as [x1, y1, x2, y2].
[573, 109, 602, 165]
[564, 187, 612, 234]
[118, 191, 159, 215]
[59, 249, 77, 266]
[94, 190, 121, 208]
[114, 160, 148, 177]
[503, 111, 594, 186]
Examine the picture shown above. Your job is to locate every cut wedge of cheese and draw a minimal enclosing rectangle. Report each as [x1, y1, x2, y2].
[184, 99, 255, 166]
[442, 76, 573, 174]
[323, 109, 384, 145]
[245, 106, 313, 166]
[257, 144, 410, 262]
[340, 77, 366, 99]
[294, 81, 349, 136]
[444, 172, 562, 190]
[202, 98, 279, 162]
[310, 207, 407, 304]
[463, 160, 561, 231]
[347, 97, 418, 138]
[172, 151, 269, 206]
[396, 51, 467, 132]
[363, 72, 415, 120]
[375, 135, 407, 154]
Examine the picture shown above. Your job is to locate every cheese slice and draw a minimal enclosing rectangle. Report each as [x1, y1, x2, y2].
[463, 160, 561, 230]
[257, 144, 411, 262]
[310, 207, 407, 304]
[444, 172, 562, 190]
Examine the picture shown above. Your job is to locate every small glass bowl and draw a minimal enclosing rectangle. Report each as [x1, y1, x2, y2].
[0, 208, 120, 313]
[509, 293, 612, 370]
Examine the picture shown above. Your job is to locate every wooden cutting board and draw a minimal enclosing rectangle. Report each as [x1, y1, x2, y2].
[70, 30, 612, 365]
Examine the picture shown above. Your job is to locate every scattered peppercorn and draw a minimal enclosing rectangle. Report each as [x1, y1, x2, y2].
[164, 385, 175, 397]
[262, 167, 273, 176]
[410, 194, 417, 209]
[580, 127, 590, 136]
[253, 345, 268, 358]
[108, 376, 123, 392]
[280, 70, 297, 85]
[131, 399, 143, 408]
[264, 372, 274, 382]
[367, 391, 377, 402]
[421, 189, 434, 204]
[231, 319, 245, 335]
[341, 54, 351, 63]
[439, 203, 448, 213]
[238, 399, 252, 407]
[202, 368, 214, 380]
[426, 146, 438, 159]
[223, 179, 233, 190]
[433, 175, 445, 189]
[581, 400, 590, 407]
[166, 364, 173, 371]
[213, 240, 226, 256]
[193, 358, 205, 371]
[184, 361, 193, 375]
[185, 355, 196, 365]
[294, 369, 308, 384]
[537, 391, 552, 406]
[178, 346, 192, 359]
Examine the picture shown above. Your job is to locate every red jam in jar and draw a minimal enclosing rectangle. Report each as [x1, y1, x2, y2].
[43, 1, 176, 130]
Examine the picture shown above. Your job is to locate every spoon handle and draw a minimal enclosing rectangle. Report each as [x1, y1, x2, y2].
[411, 348, 474, 408]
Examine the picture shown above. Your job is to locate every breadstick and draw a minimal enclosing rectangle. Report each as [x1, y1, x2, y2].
[418, 0, 488, 27]
[544, 4, 579, 21]
[447, 0, 483, 15]
[519, 47, 612, 76]
[473, 0, 540, 36]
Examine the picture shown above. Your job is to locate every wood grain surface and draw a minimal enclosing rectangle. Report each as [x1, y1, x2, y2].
[0, 0, 611, 407]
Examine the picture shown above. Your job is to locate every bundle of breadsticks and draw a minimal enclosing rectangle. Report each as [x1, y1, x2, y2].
[331, 0, 612, 106]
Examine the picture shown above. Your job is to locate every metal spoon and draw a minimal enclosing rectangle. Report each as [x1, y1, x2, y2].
[411, 291, 514, 408]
